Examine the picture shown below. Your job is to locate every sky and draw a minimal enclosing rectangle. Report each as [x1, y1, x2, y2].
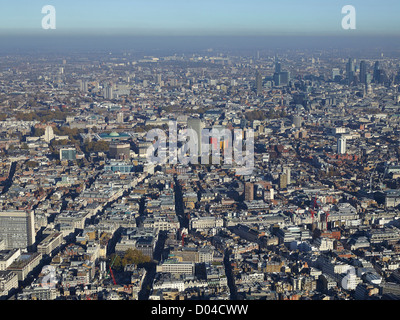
[0, 0, 399, 36]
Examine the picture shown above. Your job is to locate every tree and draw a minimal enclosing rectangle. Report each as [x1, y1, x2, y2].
[26, 160, 39, 168]
[82, 140, 109, 154]
[122, 248, 151, 266]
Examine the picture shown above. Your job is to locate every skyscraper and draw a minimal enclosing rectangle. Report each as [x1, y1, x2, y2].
[275, 61, 282, 74]
[78, 79, 88, 92]
[346, 58, 355, 85]
[0, 210, 35, 250]
[187, 118, 204, 156]
[359, 61, 367, 85]
[104, 84, 113, 100]
[43, 126, 54, 143]
[283, 167, 291, 185]
[373, 61, 380, 82]
[280, 71, 290, 86]
[245, 182, 254, 201]
[255, 71, 263, 95]
[279, 174, 288, 189]
[273, 72, 281, 86]
[337, 136, 347, 154]
[373, 61, 386, 84]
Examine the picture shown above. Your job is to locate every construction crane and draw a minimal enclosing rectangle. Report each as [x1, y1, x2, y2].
[179, 228, 188, 247]
[310, 194, 330, 230]
[108, 255, 117, 285]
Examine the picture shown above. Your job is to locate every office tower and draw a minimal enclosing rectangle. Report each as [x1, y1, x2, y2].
[283, 167, 291, 185]
[346, 58, 355, 84]
[373, 61, 386, 84]
[59, 148, 77, 161]
[279, 174, 288, 189]
[104, 84, 113, 100]
[275, 61, 282, 74]
[78, 79, 88, 92]
[273, 72, 281, 86]
[359, 61, 367, 85]
[0, 210, 35, 250]
[43, 126, 54, 143]
[332, 68, 340, 80]
[255, 72, 263, 95]
[245, 182, 254, 201]
[373, 61, 380, 82]
[280, 71, 290, 86]
[187, 118, 204, 156]
[337, 136, 347, 154]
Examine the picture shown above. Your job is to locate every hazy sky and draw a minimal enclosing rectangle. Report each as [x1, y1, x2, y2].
[0, 0, 399, 36]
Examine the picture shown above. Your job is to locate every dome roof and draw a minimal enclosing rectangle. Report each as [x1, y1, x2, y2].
[109, 131, 120, 137]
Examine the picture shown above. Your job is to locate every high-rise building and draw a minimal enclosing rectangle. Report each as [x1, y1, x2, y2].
[275, 61, 282, 74]
[104, 84, 113, 100]
[187, 118, 204, 156]
[43, 126, 54, 143]
[245, 182, 254, 201]
[337, 136, 347, 154]
[359, 61, 367, 85]
[78, 79, 88, 92]
[332, 68, 340, 80]
[280, 71, 290, 86]
[0, 211, 35, 251]
[346, 58, 355, 84]
[273, 72, 281, 86]
[279, 174, 288, 189]
[283, 167, 291, 185]
[373, 61, 386, 84]
[255, 72, 263, 95]
[373, 61, 380, 82]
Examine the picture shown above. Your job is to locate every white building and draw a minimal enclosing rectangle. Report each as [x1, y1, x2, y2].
[337, 136, 347, 154]
[156, 261, 195, 275]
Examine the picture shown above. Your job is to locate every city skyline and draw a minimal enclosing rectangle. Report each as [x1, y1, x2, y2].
[2, 0, 400, 308]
